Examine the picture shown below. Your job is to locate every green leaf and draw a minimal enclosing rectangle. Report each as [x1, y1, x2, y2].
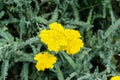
[55, 65, 64, 80]
[0, 60, 9, 80]
[0, 11, 4, 19]
[61, 51, 76, 70]
[49, 7, 58, 23]
[104, 19, 120, 39]
[0, 29, 14, 42]
[20, 63, 29, 80]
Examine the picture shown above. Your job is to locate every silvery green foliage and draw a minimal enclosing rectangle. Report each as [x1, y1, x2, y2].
[0, 0, 120, 80]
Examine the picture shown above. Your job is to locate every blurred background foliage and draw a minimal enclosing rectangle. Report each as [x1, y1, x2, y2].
[0, 0, 120, 80]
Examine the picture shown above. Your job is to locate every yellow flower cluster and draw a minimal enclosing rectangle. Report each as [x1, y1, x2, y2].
[39, 22, 84, 54]
[34, 52, 57, 71]
[110, 76, 120, 80]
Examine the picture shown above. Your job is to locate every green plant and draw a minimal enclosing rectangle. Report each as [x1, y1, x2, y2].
[0, 0, 120, 80]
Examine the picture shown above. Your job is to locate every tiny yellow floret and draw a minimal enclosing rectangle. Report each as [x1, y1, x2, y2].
[110, 76, 120, 80]
[34, 52, 57, 71]
[39, 22, 84, 54]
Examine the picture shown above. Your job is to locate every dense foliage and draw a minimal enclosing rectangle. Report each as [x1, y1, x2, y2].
[0, 0, 120, 80]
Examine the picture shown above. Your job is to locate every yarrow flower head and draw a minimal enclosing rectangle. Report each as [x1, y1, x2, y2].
[110, 76, 120, 80]
[34, 52, 57, 71]
[39, 22, 84, 54]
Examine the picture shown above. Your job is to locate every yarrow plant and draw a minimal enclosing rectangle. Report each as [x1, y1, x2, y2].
[1, 0, 120, 80]
[34, 22, 84, 71]
[39, 22, 84, 54]
[110, 76, 120, 80]
[34, 52, 57, 71]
